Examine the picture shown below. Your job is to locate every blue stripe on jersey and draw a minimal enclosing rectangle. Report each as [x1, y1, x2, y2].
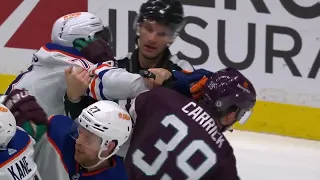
[45, 43, 84, 57]
[98, 81, 107, 100]
[79, 59, 89, 69]
[5, 65, 34, 95]
[0, 129, 31, 164]
[97, 70, 110, 100]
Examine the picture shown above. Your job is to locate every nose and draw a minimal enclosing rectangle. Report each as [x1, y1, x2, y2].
[147, 32, 157, 43]
[75, 136, 84, 146]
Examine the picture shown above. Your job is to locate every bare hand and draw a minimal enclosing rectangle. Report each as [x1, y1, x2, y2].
[65, 66, 92, 101]
[145, 68, 172, 88]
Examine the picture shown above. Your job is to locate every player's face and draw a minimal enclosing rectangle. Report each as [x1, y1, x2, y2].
[220, 112, 237, 129]
[138, 20, 173, 59]
[74, 127, 101, 166]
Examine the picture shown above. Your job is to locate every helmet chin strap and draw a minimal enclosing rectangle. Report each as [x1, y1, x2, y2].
[80, 146, 118, 170]
[81, 158, 105, 170]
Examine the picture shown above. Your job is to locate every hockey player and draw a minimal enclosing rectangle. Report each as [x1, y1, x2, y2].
[33, 100, 132, 180]
[64, 0, 195, 118]
[0, 89, 48, 180]
[123, 68, 256, 179]
[0, 105, 42, 180]
[4, 12, 114, 117]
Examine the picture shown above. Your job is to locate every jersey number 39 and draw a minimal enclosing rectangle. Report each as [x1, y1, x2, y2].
[132, 115, 217, 180]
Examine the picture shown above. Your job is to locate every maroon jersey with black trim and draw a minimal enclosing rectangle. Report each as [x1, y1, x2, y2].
[124, 87, 240, 180]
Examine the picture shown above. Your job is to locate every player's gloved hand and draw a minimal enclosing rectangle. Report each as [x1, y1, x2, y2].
[3, 89, 48, 126]
[190, 76, 208, 100]
[172, 69, 213, 98]
[73, 31, 116, 65]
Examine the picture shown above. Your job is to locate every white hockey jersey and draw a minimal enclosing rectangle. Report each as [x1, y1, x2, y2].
[0, 127, 41, 180]
[5, 43, 94, 117]
[88, 52, 194, 102]
[87, 63, 149, 101]
[7, 43, 154, 117]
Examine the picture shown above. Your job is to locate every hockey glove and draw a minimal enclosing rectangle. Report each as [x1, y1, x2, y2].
[73, 38, 116, 65]
[3, 89, 48, 126]
[190, 76, 209, 100]
[172, 69, 213, 99]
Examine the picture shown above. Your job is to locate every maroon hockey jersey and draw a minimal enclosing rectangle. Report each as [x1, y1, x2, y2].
[124, 87, 240, 180]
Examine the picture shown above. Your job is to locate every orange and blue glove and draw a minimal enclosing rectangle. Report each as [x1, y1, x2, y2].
[171, 69, 213, 99]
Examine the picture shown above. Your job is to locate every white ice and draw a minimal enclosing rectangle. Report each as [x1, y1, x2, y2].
[225, 131, 320, 180]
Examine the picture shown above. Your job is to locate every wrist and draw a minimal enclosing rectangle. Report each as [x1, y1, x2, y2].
[66, 90, 81, 102]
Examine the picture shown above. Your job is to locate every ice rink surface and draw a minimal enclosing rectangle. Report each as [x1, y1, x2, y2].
[225, 131, 320, 180]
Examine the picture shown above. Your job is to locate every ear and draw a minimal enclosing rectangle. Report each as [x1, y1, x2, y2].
[100, 141, 116, 158]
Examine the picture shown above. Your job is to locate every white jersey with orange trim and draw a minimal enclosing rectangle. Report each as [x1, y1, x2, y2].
[0, 127, 41, 180]
[87, 53, 195, 102]
[87, 62, 149, 101]
[5, 43, 94, 117]
[6, 43, 151, 116]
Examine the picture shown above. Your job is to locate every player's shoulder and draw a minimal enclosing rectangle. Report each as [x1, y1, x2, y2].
[36, 43, 85, 62]
[48, 115, 72, 125]
[142, 87, 183, 99]
[47, 115, 73, 136]
[42, 43, 83, 57]
[134, 87, 189, 115]
[0, 128, 33, 165]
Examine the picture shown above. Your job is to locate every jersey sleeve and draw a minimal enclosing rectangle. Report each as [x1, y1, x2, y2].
[34, 115, 73, 180]
[214, 148, 241, 180]
[87, 62, 149, 100]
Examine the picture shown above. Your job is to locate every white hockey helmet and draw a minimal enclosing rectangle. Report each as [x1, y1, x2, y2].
[0, 104, 16, 150]
[77, 100, 132, 160]
[51, 12, 105, 47]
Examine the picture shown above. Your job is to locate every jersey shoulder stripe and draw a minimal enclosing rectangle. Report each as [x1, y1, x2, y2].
[0, 129, 32, 167]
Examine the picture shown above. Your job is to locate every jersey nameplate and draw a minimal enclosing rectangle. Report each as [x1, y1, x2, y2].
[6, 155, 39, 180]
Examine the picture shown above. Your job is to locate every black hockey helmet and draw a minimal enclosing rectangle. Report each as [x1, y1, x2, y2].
[136, 0, 185, 33]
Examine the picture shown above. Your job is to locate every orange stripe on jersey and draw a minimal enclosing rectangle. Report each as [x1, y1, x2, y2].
[42, 46, 83, 59]
[48, 115, 55, 122]
[0, 139, 31, 168]
[46, 134, 69, 173]
[90, 76, 98, 100]
[89, 63, 113, 100]
[182, 69, 192, 74]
